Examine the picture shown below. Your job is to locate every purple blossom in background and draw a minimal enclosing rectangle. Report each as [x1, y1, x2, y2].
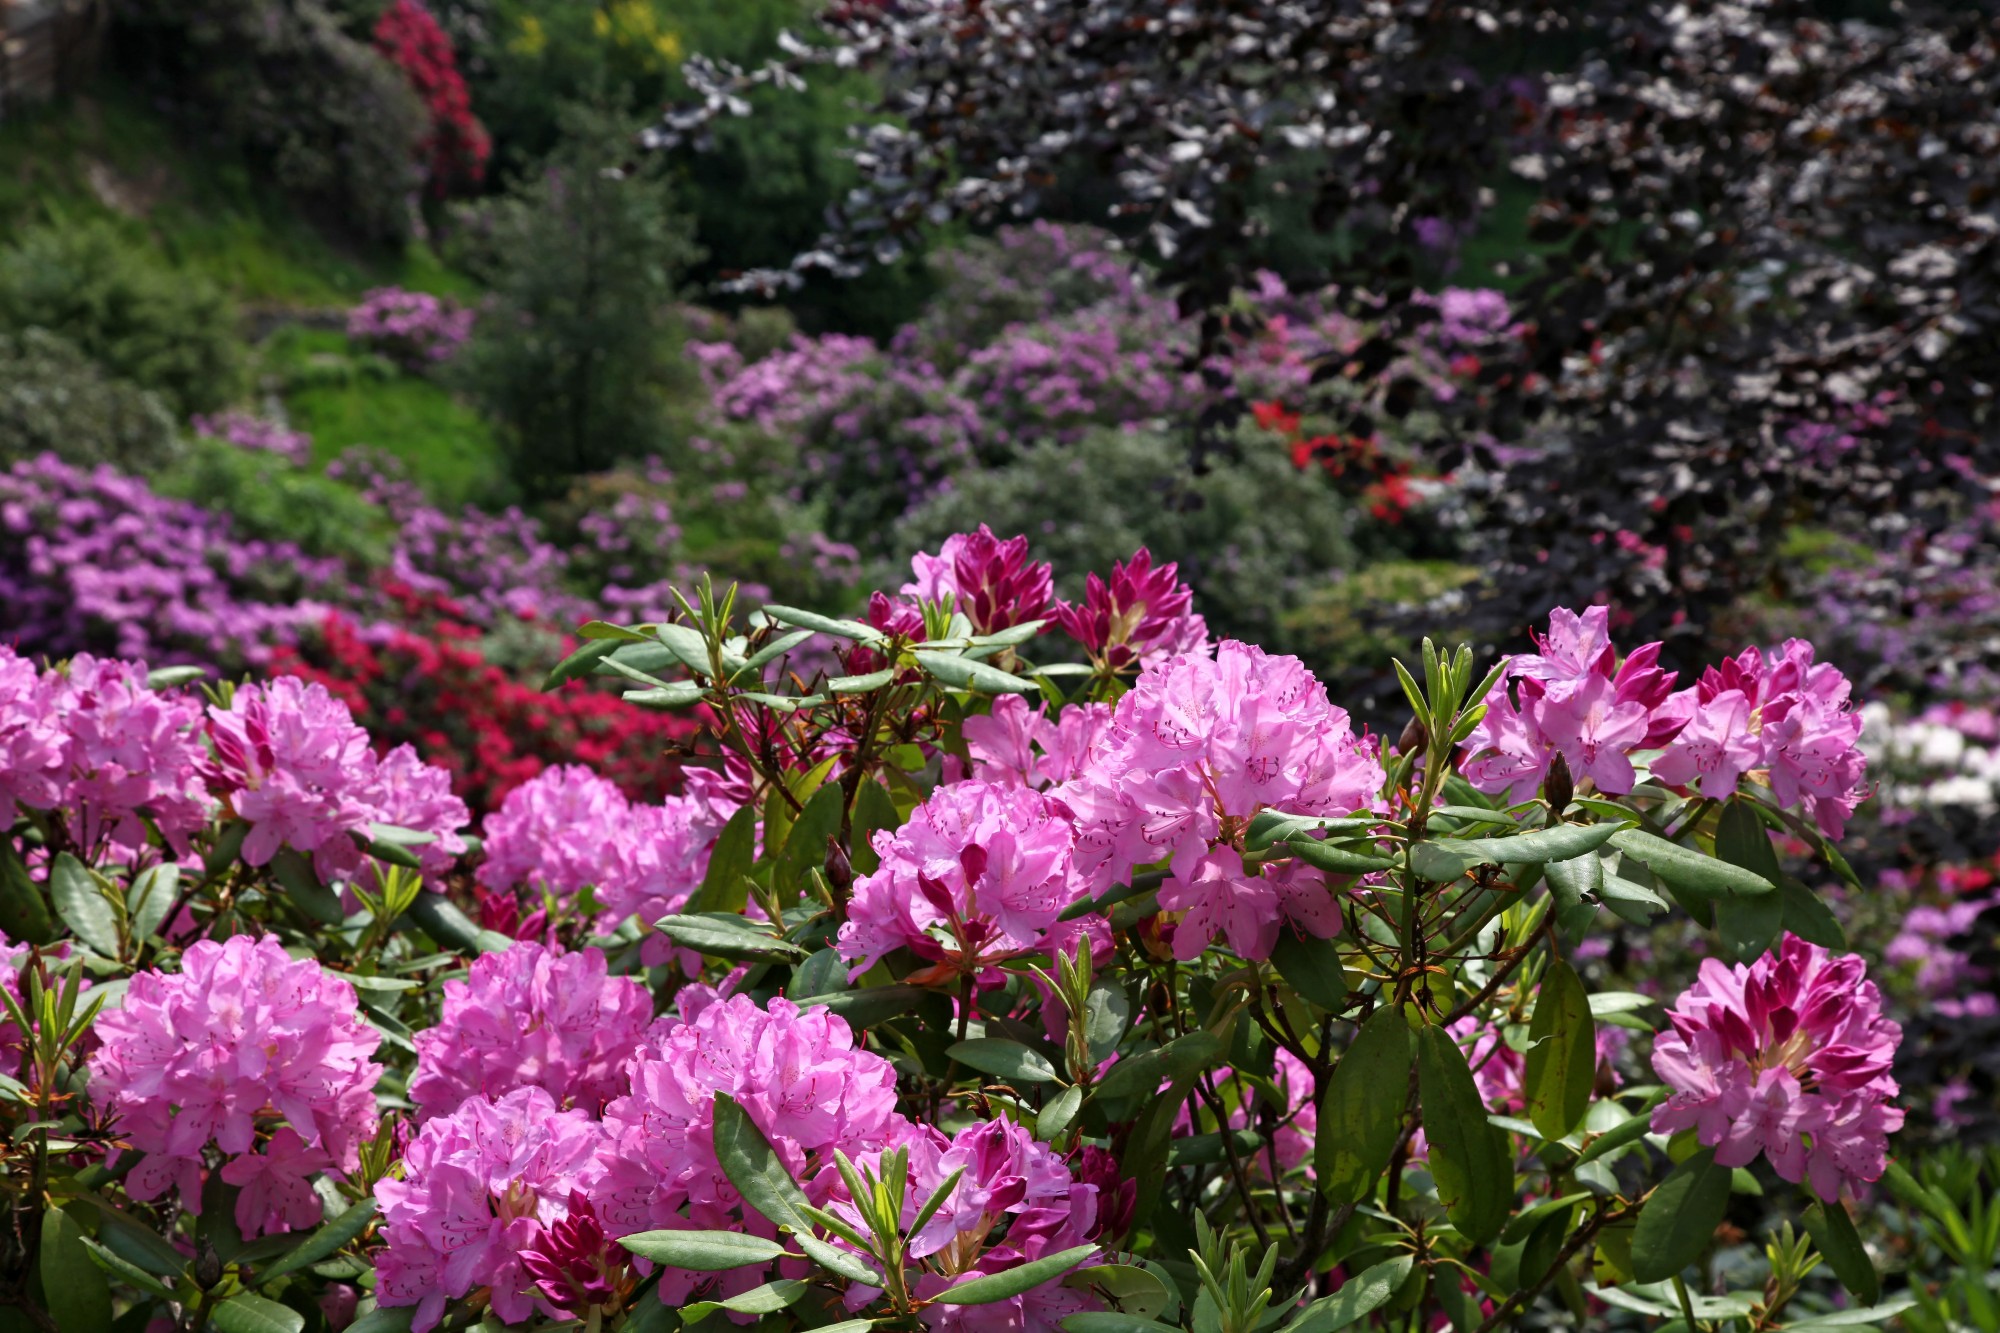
[347, 287, 475, 371]
[191, 411, 314, 466]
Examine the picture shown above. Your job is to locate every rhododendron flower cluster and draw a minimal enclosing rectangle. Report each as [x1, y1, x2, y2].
[838, 778, 1093, 982]
[965, 693, 1116, 790]
[1053, 547, 1208, 671]
[0, 647, 209, 860]
[1652, 934, 1904, 1199]
[375, 1086, 611, 1332]
[203, 677, 468, 880]
[903, 524, 1054, 633]
[475, 765, 736, 955]
[594, 995, 908, 1303]
[1460, 607, 1870, 835]
[88, 936, 382, 1237]
[1058, 640, 1385, 961]
[191, 410, 313, 465]
[346, 286, 476, 370]
[407, 941, 654, 1120]
[371, 0, 490, 193]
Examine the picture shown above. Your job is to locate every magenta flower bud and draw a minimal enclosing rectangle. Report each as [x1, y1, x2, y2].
[1055, 548, 1204, 669]
[903, 525, 1054, 633]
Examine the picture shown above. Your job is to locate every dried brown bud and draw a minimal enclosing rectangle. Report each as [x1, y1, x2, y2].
[824, 834, 854, 897]
[1397, 713, 1428, 755]
[1543, 750, 1574, 814]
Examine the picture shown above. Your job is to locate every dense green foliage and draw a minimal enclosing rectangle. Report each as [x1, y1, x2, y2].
[0, 328, 181, 472]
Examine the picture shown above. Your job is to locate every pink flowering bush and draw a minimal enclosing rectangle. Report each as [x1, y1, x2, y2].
[347, 286, 476, 371]
[0, 520, 1941, 1332]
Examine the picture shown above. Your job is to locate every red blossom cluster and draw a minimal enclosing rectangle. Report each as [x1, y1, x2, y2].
[373, 0, 490, 194]
[1251, 401, 1424, 523]
[267, 581, 696, 818]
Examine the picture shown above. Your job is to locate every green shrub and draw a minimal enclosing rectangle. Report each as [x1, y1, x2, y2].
[112, 0, 428, 244]
[0, 329, 182, 473]
[895, 423, 1360, 650]
[155, 436, 390, 565]
[449, 100, 700, 499]
[0, 223, 246, 417]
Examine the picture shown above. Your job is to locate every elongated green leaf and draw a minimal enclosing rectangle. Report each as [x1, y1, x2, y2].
[1714, 799, 1785, 959]
[740, 630, 819, 675]
[654, 912, 806, 961]
[543, 637, 619, 690]
[344, 1308, 418, 1333]
[1280, 1256, 1414, 1333]
[798, 983, 929, 1027]
[793, 1228, 886, 1286]
[1316, 1006, 1412, 1206]
[127, 864, 178, 942]
[211, 1293, 306, 1333]
[618, 1230, 788, 1270]
[948, 1038, 1060, 1084]
[829, 668, 898, 693]
[1542, 853, 1602, 912]
[1778, 875, 1846, 950]
[1803, 1199, 1879, 1307]
[1063, 1315, 1181, 1333]
[41, 1204, 113, 1333]
[1286, 839, 1397, 876]
[913, 650, 1039, 695]
[0, 841, 57, 944]
[761, 605, 886, 643]
[1039, 1085, 1083, 1140]
[775, 783, 846, 898]
[934, 1245, 1097, 1305]
[714, 1092, 811, 1229]
[679, 1279, 811, 1322]
[404, 892, 511, 954]
[1270, 931, 1348, 1011]
[690, 804, 758, 914]
[77, 1233, 175, 1298]
[1631, 1147, 1730, 1282]
[1609, 829, 1773, 897]
[271, 849, 344, 928]
[1412, 821, 1625, 883]
[49, 853, 120, 956]
[1782, 1295, 1920, 1328]
[1597, 872, 1669, 924]
[1246, 812, 1379, 854]
[1524, 960, 1595, 1140]
[1572, 1106, 1659, 1166]
[1062, 1265, 1173, 1321]
[146, 664, 207, 690]
[257, 1199, 377, 1283]
[1416, 1023, 1513, 1244]
[623, 682, 707, 709]
[1093, 1031, 1224, 1101]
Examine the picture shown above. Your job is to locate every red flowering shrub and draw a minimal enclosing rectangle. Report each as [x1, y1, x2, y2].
[1252, 400, 1428, 524]
[372, 0, 490, 194]
[268, 581, 695, 817]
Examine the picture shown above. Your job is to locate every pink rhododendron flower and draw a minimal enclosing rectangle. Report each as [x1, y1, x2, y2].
[964, 694, 1115, 790]
[374, 1086, 610, 1333]
[1055, 548, 1208, 670]
[363, 744, 470, 877]
[903, 525, 1054, 634]
[1652, 934, 1903, 1199]
[592, 995, 907, 1307]
[838, 779, 1091, 982]
[478, 764, 634, 901]
[203, 678, 381, 875]
[89, 935, 382, 1237]
[407, 941, 654, 1120]
[1651, 688, 1762, 797]
[1057, 640, 1383, 961]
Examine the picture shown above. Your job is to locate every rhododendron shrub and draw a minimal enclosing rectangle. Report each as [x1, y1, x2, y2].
[0, 527, 1932, 1331]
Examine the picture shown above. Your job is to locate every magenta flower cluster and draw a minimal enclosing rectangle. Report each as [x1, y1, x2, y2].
[1054, 547, 1209, 671]
[88, 935, 382, 1238]
[204, 677, 468, 880]
[1058, 640, 1386, 961]
[1652, 934, 1904, 1199]
[191, 410, 315, 466]
[903, 524, 1055, 633]
[347, 286, 475, 371]
[0, 647, 209, 862]
[1460, 606, 1870, 836]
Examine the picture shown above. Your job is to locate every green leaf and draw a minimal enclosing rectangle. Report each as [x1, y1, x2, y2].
[1285, 838, 1397, 876]
[618, 1230, 789, 1270]
[1064, 1316, 1181, 1333]
[339, 1305, 416, 1333]
[1781, 1296, 1920, 1328]
[210, 1293, 306, 1333]
[1083, 982, 1131, 1064]
[713, 1091, 812, 1229]
[690, 804, 758, 914]
[623, 682, 707, 709]
[793, 1228, 887, 1286]
[1609, 829, 1773, 897]
[127, 864, 178, 943]
[1280, 1256, 1415, 1333]
[1524, 960, 1595, 1140]
[145, 664, 207, 690]
[1542, 854, 1602, 912]
[1093, 1031, 1224, 1101]
[1596, 872, 1670, 924]
[913, 650, 1039, 695]
[1714, 799, 1785, 959]
[1572, 1104, 1662, 1166]
[1777, 875, 1846, 950]
[1039, 1085, 1083, 1140]
[270, 850, 344, 928]
[760, 605, 886, 642]
[1245, 812, 1379, 854]
[1631, 1147, 1730, 1282]
[1062, 1265, 1174, 1321]
[679, 1279, 811, 1322]
[403, 892, 511, 954]
[653, 913, 806, 961]
[543, 636, 620, 690]
[849, 780, 901, 877]
[933, 1245, 1098, 1305]
[49, 853, 120, 957]
[1412, 821, 1625, 883]
[1270, 931, 1349, 1011]
[0, 841, 57, 945]
[1416, 1023, 1514, 1244]
[829, 668, 898, 693]
[741, 630, 819, 674]
[76, 1234, 175, 1298]
[775, 783, 846, 899]
[256, 1199, 377, 1284]
[1803, 1199, 1879, 1307]
[948, 1038, 1060, 1084]
[797, 984, 929, 1027]
[40, 1204, 113, 1333]
[1316, 1006, 1412, 1207]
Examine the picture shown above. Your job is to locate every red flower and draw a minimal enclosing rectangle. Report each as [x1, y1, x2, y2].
[1251, 400, 1302, 436]
[373, 0, 491, 195]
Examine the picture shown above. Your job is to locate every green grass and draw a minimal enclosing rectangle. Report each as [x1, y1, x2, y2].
[0, 78, 474, 307]
[289, 376, 507, 507]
